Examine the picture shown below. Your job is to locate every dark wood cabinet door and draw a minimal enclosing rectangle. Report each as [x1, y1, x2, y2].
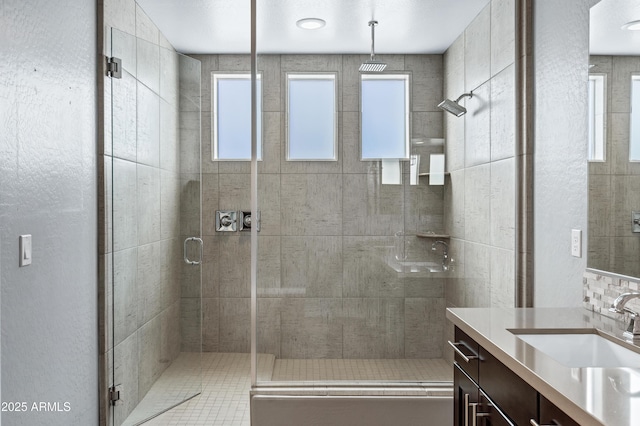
[478, 390, 514, 426]
[454, 368, 514, 426]
[454, 363, 479, 426]
[539, 395, 580, 426]
[479, 347, 537, 426]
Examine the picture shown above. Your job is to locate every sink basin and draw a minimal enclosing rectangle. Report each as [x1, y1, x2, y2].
[513, 331, 640, 368]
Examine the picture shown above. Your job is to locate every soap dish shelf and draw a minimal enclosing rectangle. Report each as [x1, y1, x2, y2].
[416, 233, 450, 239]
[418, 172, 451, 177]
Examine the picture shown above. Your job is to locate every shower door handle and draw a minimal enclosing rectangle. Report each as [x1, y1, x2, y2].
[183, 237, 203, 265]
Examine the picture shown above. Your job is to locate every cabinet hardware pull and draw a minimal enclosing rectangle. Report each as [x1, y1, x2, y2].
[448, 340, 479, 363]
[470, 402, 477, 426]
[469, 403, 491, 426]
[530, 420, 559, 426]
[464, 394, 470, 426]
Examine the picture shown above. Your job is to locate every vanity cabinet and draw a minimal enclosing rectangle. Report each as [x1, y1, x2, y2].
[452, 326, 579, 426]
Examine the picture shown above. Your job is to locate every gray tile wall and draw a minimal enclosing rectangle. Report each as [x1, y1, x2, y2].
[588, 56, 640, 279]
[189, 52, 448, 360]
[444, 0, 517, 312]
[100, 3, 185, 424]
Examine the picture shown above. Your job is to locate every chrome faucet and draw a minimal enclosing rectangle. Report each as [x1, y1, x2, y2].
[431, 240, 449, 271]
[609, 292, 640, 340]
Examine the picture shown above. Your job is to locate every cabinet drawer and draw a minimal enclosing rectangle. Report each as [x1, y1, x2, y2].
[452, 327, 480, 383]
[479, 347, 537, 426]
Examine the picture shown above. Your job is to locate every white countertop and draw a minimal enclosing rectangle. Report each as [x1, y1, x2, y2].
[446, 307, 640, 426]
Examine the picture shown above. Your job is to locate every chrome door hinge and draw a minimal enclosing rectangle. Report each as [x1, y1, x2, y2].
[109, 385, 121, 406]
[107, 57, 122, 79]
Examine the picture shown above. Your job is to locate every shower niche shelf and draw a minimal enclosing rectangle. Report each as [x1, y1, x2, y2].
[416, 233, 450, 239]
[418, 172, 450, 177]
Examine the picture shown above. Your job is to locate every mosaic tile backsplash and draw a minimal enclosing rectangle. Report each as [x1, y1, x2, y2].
[583, 270, 640, 320]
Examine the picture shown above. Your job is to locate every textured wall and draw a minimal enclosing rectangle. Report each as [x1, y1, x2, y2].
[187, 53, 448, 360]
[588, 55, 640, 279]
[443, 0, 517, 310]
[533, 0, 590, 307]
[1, 0, 98, 425]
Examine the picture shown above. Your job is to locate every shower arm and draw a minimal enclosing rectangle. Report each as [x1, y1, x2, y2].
[455, 92, 473, 104]
[369, 20, 378, 61]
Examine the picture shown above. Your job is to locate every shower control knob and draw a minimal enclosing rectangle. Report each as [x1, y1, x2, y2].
[239, 211, 259, 231]
[216, 211, 237, 232]
[220, 215, 233, 227]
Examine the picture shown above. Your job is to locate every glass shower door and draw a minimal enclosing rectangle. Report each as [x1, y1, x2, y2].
[109, 28, 202, 425]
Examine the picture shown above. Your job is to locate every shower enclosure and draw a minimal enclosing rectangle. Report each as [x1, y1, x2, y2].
[104, 0, 518, 423]
[248, 3, 452, 388]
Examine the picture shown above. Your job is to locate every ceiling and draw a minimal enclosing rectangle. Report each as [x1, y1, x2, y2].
[136, 0, 640, 56]
[136, 0, 491, 54]
[590, 0, 640, 55]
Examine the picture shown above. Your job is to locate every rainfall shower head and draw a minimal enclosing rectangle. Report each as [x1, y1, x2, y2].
[438, 92, 473, 117]
[359, 20, 387, 72]
[360, 60, 387, 73]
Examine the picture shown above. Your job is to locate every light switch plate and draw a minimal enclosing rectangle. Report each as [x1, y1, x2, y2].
[19, 234, 32, 267]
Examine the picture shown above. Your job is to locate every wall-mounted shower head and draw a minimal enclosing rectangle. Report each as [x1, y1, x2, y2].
[438, 99, 467, 117]
[359, 20, 387, 72]
[438, 92, 473, 117]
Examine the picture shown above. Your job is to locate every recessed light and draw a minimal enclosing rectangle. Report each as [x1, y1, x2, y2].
[296, 18, 326, 30]
[622, 20, 640, 31]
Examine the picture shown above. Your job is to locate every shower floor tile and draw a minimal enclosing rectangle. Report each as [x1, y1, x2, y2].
[271, 358, 452, 382]
[129, 353, 274, 426]
[131, 353, 451, 425]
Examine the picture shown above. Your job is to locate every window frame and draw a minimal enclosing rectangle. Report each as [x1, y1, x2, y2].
[211, 72, 263, 161]
[588, 73, 606, 163]
[630, 74, 640, 162]
[285, 72, 338, 162]
[359, 73, 411, 161]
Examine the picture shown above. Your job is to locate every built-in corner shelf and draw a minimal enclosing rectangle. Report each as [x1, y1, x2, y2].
[416, 233, 450, 239]
[418, 172, 451, 177]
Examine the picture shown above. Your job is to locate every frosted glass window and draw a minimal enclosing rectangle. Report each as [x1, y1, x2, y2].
[212, 74, 262, 160]
[361, 74, 410, 160]
[287, 74, 336, 160]
[588, 74, 606, 162]
[631, 75, 640, 161]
